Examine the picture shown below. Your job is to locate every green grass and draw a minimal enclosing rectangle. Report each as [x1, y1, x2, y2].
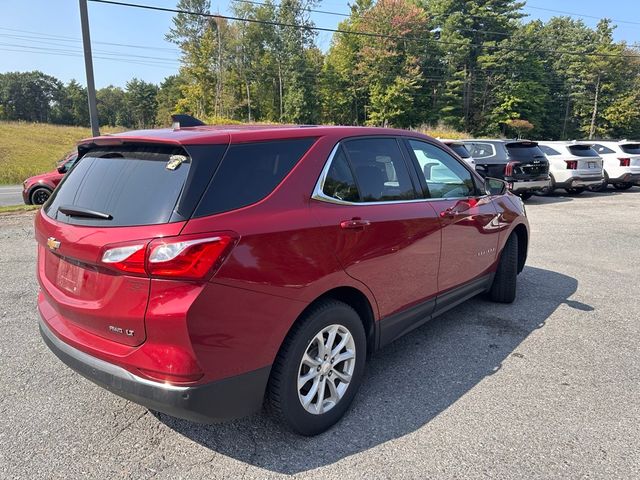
[0, 204, 39, 214]
[0, 121, 121, 185]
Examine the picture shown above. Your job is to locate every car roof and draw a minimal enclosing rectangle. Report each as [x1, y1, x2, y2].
[78, 125, 434, 147]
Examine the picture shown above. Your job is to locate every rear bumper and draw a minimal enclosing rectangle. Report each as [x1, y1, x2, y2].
[608, 172, 640, 184]
[555, 175, 604, 188]
[39, 315, 270, 423]
[507, 179, 550, 193]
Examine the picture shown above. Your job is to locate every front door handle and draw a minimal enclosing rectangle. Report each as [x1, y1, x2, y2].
[439, 207, 455, 219]
[340, 218, 371, 230]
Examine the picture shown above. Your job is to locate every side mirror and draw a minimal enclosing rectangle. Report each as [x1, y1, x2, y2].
[484, 177, 507, 195]
[57, 165, 66, 174]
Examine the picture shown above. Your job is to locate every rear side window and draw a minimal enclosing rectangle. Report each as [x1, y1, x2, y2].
[539, 145, 560, 156]
[466, 142, 498, 160]
[620, 144, 640, 155]
[447, 143, 471, 159]
[592, 144, 615, 154]
[46, 145, 195, 227]
[505, 142, 546, 161]
[568, 145, 599, 157]
[195, 138, 315, 217]
[342, 138, 417, 202]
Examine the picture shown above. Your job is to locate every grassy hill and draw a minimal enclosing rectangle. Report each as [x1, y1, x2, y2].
[0, 122, 121, 185]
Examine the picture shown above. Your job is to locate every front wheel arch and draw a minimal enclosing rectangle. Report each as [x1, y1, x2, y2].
[511, 224, 528, 274]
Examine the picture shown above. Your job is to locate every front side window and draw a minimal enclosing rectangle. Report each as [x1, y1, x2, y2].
[408, 140, 475, 199]
[341, 138, 417, 202]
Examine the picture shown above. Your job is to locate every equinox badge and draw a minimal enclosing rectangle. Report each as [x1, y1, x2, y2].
[47, 237, 60, 251]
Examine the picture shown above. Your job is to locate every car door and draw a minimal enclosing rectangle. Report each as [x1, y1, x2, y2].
[403, 139, 501, 294]
[310, 137, 442, 324]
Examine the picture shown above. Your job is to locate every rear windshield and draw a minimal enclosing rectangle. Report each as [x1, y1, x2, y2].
[46, 145, 198, 227]
[447, 143, 471, 159]
[568, 145, 599, 157]
[505, 142, 545, 161]
[620, 143, 640, 155]
[194, 138, 315, 217]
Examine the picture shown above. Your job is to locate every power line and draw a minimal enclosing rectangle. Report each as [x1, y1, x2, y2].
[524, 4, 640, 26]
[87, 0, 640, 59]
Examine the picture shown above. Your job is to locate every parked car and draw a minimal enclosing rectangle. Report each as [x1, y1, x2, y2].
[22, 152, 78, 205]
[537, 142, 604, 195]
[36, 121, 529, 436]
[438, 139, 475, 168]
[462, 139, 550, 199]
[577, 140, 640, 191]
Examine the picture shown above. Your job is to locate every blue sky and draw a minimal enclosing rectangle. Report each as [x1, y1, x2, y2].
[1, 0, 639, 88]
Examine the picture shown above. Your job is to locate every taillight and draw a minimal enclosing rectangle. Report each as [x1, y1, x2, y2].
[618, 157, 631, 167]
[565, 160, 578, 170]
[101, 242, 148, 275]
[147, 235, 235, 280]
[504, 161, 519, 176]
[100, 233, 237, 280]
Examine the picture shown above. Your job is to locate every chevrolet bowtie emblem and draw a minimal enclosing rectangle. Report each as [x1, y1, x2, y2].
[47, 237, 61, 251]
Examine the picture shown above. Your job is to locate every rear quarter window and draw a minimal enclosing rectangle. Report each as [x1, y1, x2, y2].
[194, 138, 315, 217]
[447, 143, 471, 159]
[539, 145, 560, 156]
[466, 142, 496, 159]
[592, 144, 615, 154]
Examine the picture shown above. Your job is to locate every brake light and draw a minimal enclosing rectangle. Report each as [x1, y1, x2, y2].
[101, 242, 147, 275]
[504, 161, 519, 176]
[565, 160, 578, 170]
[100, 233, 237, 280]
[147, 235, 234, 279]
[619, 157, 631, 167]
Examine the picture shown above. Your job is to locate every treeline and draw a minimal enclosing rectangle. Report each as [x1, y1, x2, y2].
[2, 0, 640, 140]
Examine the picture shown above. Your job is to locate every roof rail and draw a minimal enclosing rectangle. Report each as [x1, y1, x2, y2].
[171, 114, 206, 128]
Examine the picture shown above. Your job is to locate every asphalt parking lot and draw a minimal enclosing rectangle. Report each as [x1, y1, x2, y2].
[1, 189, 639, 479]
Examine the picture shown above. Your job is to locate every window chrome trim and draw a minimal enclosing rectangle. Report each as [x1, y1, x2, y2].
[311, 142, 483, 206]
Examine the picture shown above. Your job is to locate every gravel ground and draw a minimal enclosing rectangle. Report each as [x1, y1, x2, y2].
[1, 189, 639, 479]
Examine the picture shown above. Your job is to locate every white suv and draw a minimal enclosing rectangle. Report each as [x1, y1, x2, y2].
[578, 141, 640, 191]
[537, 142, 604, 195]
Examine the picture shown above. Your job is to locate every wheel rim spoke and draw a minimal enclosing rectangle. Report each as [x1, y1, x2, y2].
[297, 323, 357, 415]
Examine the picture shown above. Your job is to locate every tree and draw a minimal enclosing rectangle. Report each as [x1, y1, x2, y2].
[97, 85, 127, 127]
[125, 79, 158, 128]
[0, 71, 63, 123]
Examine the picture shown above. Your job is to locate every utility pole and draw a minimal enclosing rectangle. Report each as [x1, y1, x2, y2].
[79, 0, 100, 136]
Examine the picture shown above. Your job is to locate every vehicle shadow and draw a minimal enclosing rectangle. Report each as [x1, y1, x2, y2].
[157, 266, 591, 474]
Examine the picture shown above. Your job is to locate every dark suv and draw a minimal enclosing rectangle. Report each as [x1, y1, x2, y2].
[463, 139, 550, 199]
[36, 122, 529, 435]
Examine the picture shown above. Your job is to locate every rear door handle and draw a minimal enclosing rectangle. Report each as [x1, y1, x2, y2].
[340, 219, 371, 229]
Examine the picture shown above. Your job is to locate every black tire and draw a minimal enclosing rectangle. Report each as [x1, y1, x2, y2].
[519, 192, 533, 200]
[30, 187, 52, 205]
[268, 299, 367, 436]
[613, 183, 633, 190]
[536, 175, 555, 196]
[565, 187, 585, 195]
[489, 234, 518, 303]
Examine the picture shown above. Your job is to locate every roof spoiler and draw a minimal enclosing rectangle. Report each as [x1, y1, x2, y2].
[171, 114, 206, 128]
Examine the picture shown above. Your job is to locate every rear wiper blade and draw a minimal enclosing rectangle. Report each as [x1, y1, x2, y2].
[58, 205, 113, 220]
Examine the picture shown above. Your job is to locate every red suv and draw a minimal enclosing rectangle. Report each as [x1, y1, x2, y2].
[36, 123, 529, 435]
[22, 152, 78, 205]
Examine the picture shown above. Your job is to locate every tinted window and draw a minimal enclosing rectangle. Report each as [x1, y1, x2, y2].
[408, 140, 475, 199]
[447, 143, 471, 159]
[322, 147, 360, 202]
[568, 145, 599, 157]
[539, 145, 560, 156]
[592, 144, 615, 154]
[46, 145, 193, 227]
[620, 143, 640, 155]
[343, 138, 416, 202]
[195, 138, 315, 216]
[505, 142, 546, 161]
[466, 142, 500, 160]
